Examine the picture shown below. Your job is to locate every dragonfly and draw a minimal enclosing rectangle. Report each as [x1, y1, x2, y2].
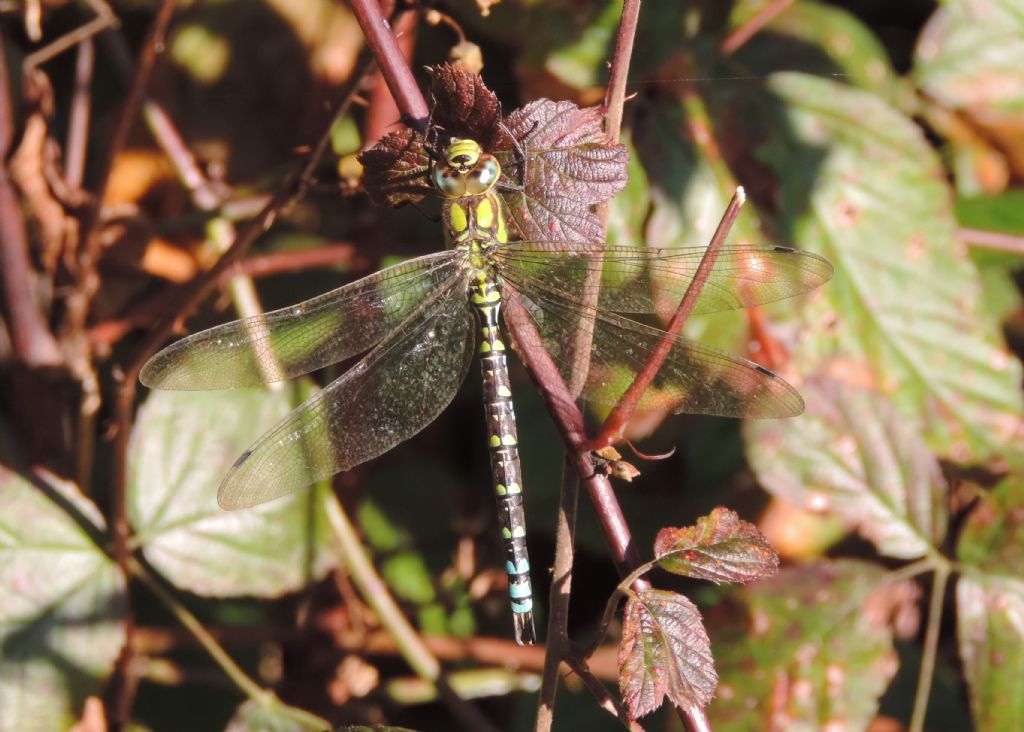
[140, 133, 832, 645]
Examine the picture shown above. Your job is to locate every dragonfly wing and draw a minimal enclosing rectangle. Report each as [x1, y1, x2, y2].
[497, 243, 832, 317]
[217, 277, 475, 509]
[141, 251, 464, 390]
[506, 281, 803, 419]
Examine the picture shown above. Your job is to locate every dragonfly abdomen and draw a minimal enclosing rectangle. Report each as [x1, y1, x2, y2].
[471, 271, 537, 645]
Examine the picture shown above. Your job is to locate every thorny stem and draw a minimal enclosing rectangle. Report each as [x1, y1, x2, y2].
[537, 1, 642, 728]
[504, 293, 645, 579]
[563, 649, 644, 731]
[909, 563, 951, 732]
[363, 7, 418, 146]
[349, 0, 429, 129]
[106, 6, 178, 722]
[534, 455, 579, 732]
[588, 188, 746, 450]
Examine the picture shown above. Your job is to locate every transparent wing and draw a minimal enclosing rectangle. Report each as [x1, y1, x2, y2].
[506, 280, 803, 419]
[141, 251, 464, 390]
[217, 277, 475, 509]
[496, 243, 833, 317]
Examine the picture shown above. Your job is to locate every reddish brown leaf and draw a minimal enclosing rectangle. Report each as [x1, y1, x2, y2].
[357, 128, 432, 207]
[426, 63, 503, 149]
[653, 507, 779, 584]
[499, 99, 628, 243]
[618, 589, 716, 718]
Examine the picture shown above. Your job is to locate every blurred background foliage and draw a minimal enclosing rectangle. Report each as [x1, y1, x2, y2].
[1, 0, 1023, 730]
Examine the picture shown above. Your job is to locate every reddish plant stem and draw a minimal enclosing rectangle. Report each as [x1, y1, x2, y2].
[105, 7, 178, 724]
[720, 0, 794, 55]
[504, 294, 644, 578]
[349, 0, 429, 130]
[64, 37, 93, 191]
[364, 7, 418, 146]
[602, 0, 640, 141]
[587, 188, 746, 451]
[0, 32, 63, 367]
[960, 226, 1024, 254]
[539, 2, 642, 730]
[79, 0, 175, 269]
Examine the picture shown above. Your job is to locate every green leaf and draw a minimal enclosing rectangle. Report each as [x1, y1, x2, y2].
[731, 0, 904, 105]
[128, 386, 337, 597]
[957, 478, 1024, 582]
[915, 0, 1024, 194]
[711, 560, 900, 731]
[0, 464, 126, 731]
[957, 572, 1024, 732]
[618, 589, 716, 718]
[915, 0, 1024, 118]
[758, 72, 1023, 465]
[747, 378, 948, 559]
[225, 697, 330, 732]
[653, 507, 778, 583]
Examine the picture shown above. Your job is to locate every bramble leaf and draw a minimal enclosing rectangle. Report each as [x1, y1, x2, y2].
[711, 561, 902, 730]
[0, 460, 126, 731]
[957, 572, 1024, 732]
[500, 99, 628, 243]
[654, 507, 779, 583]
[357, 127, 432, 207]
[128, 386, 337, 597]
[753, 72, 1024, 464]
[955, 478, 1024, 730]
[426, 63, 503, 148]
[747, 377, 948, 559]
[618, 589, 716, 718]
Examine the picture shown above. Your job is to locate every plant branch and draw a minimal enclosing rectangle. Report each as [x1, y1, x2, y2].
[960, 227, 1024, 255]
[64, 36, 93, 190]
[323, 496, 499, 732]
[0, 32, 63, 368]
[588, 187, 746, 450]
[349, 0, 429, 129]
[536, 3, 643, 727]
[564, 648, 645, 731]
[129, 557, 330, 730]
[79, 0, 174, 269]
[909, 564, 950, 732]
[720, 0, 793, 55]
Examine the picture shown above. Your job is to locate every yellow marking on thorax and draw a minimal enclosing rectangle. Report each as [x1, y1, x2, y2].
[476, 197, 494, 229]
[449, 201, 468, 236]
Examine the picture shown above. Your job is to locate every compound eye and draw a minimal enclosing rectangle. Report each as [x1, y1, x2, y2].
[465, 155, 501, 194]
[431, 165, 467, 197]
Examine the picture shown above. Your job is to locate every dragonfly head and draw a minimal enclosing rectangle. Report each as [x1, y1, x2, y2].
[431, 137, 502, 197]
